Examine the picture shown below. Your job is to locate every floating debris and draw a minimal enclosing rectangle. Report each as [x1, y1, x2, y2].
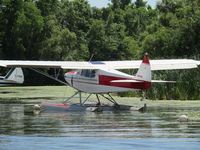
[178, 114, 189, 122]
[33, 104, 41, 110]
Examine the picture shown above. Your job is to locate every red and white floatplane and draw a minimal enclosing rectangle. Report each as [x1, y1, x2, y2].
[0, 53, 199, 111]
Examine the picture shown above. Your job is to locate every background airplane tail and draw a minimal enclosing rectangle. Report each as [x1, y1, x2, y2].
[5, 67, 24, 84]
[135, 53, 151, 82]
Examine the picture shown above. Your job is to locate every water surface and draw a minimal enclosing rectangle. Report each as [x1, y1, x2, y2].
[0, 104, 200, 149]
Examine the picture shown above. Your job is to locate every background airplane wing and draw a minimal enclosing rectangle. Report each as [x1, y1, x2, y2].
[0, 59, 199, 70]
[0, 61, 100, 69]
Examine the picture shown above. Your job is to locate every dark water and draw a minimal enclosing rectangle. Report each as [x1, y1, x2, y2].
[0, 104, 200, 150]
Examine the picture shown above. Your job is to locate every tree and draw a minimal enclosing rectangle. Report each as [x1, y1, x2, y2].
[87, 19, 106, 60]
[1, 0, 24, 59]
[135, 0, 147, 8]
[111, 0, 131, 9]
[40, 15, 77, 61]
[1, 0, 44, 60]
[61, 0, 91, 33]
[0, 0, 3, 58]
[16, 1, 44, 59]
[36, 0, 60, 16]
[142, 27, 181, 58]
[111, 0, 120, 10]
[60, 0, 91, 60]
[120, 0, 131, 9]
[124, 5, 156, 38]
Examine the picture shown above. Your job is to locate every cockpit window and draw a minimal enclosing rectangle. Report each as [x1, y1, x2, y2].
[91, 70, 96, 78]
[81, 70, 96, 78]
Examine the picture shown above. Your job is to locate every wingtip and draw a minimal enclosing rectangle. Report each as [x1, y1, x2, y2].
[0, 62, 7, 67]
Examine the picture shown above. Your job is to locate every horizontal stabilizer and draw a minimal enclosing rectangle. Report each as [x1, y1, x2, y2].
[111, 80, 142, 83]
[151, 80, 176, 83]
[111, 80, 176, 83]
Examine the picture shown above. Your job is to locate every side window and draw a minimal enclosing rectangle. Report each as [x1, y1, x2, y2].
[81, 70, 86, 76]
[81, 70, 89, 77]
[91, 70, 96, 78]
[81, 70, 96, 78]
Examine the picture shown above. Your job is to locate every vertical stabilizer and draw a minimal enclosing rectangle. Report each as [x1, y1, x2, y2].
[136, 53, 151, 82]
[5, 67, 24, 84]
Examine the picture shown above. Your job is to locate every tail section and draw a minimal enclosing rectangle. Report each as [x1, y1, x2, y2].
[136, 53, 151, 82]
[5, 67, 24, 84]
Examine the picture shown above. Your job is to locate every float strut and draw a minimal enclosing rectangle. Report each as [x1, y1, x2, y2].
[96, 94, 101, 106]
[63, 91, 80, 103]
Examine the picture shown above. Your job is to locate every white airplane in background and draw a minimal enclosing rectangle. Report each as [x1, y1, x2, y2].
[0, 53, 199, 106]
[0, 67, 24, 86]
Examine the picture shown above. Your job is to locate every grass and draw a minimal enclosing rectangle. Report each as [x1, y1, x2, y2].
[0, 86, 72, 98]
[0, 86, 73, 103]
[0, 85, 200, 120]
[0, 85, 200, 106]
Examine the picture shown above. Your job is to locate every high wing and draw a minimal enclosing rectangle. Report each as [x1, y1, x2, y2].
[103, 59, 200, 70]
[0, 59, 199, 70]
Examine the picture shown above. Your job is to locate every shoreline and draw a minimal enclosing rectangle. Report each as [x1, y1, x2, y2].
[0, 86, 200, 120]
[0, 85, 200, 106]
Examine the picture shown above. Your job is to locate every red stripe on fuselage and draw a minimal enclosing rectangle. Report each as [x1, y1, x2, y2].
[66, 71, 77, 75]
[99, 75, 151, 90]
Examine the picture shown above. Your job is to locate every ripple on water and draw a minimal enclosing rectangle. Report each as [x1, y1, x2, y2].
[0, 104, 200, 149]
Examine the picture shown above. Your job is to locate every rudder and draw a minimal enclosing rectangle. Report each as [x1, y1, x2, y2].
[136, 53, 151, 82]
[5, 67, 24, 84]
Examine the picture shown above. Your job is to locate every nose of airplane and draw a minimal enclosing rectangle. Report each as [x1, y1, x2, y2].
[64, 71, 77, 85]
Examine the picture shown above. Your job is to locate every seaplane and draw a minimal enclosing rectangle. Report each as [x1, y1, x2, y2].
[0, 67, 24, 86]
[0, 53, 199, 111]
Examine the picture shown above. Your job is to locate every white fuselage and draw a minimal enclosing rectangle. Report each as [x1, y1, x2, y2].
[64, 68, 151, 94]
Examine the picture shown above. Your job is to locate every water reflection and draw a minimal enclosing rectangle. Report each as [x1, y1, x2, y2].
[0, 104, 200, 138]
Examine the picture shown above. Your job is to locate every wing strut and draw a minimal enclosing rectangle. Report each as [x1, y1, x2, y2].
[29, 68, 68, 86]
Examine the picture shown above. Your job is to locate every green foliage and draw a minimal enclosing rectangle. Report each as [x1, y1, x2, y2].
[0, 0, 44, 59]
[1, 0, 24, 59]
[36, 0, 60, 16]
[88, 19, 106, 60]
[135, 0, 147, 8]
[16, 1, 44, 59]
[0, 0, 199, 99]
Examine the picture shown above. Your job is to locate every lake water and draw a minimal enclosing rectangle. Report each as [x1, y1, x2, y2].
[0, 104, 200, 150]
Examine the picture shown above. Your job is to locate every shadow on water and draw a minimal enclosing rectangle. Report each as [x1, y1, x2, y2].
[0, 91, 17, 94]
